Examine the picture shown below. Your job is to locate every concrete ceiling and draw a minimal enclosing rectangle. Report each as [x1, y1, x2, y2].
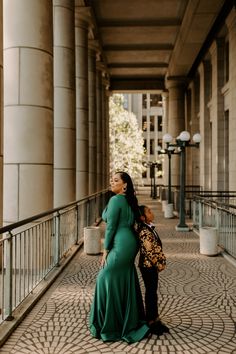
[83, 0, 232, 91]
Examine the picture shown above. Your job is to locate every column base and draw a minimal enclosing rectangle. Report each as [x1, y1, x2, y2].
[175, 225, 190, 232]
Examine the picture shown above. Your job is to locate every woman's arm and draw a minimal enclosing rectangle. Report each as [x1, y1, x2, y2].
[103, 196, 120, 251]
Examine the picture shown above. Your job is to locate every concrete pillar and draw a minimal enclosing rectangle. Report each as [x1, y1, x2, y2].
[165, 78, 186, 186]
[88, 43, 97, 194]
[187, 80, 200, 187]
[198, 61, 212, 190]
[102, 80, 110, 189]
[96, 65, 103, 191]
[3, 0, 53, 223]
[75, 10, 89, 199]
[209, 39, 225, 191]
[0, 1, 3, 226]
[226, 10, 236, 191]
[53, 0, 76, 207]
[161, 91, 169, 187]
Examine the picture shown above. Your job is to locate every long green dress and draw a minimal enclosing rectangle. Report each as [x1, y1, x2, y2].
[89, 194, 149, 343]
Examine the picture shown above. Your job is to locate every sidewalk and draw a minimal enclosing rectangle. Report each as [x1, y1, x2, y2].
[0, 193, 236, 354]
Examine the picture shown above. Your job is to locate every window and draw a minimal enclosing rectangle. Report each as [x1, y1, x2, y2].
[142, 116, 147, 131]
[143, 139, 147, 151]
[158, 116, 162, 132]
[150, 139, 154, 155]
[150, 116, 155, 131]
[142, 94, 147, 109]
[150, 94, 162, 107]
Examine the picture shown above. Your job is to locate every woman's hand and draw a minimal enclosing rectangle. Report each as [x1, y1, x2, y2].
[101, 249, 109, 268]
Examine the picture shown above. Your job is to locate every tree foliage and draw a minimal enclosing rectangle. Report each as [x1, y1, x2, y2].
[109, 94, 145, 184]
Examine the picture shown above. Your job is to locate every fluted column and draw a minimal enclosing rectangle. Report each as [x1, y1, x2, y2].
[161, 91, 169, 186]
[209, 39, 225, 191]
[88, 43, 97, 194]
[96, 64, 103, 191]
[75, 10, 89, 199]
[225, 10, 236, 191]
[0, 1, 2, 226]
[198, 61, 212, 190]
[187, 80, 200, 186]
[100, 75, 110, 189]
[3, 0, 53, 223]
[53, 0, 76, 207]
[165, 77, 186, 185]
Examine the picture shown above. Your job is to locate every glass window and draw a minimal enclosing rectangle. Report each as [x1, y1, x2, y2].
[157, 164, 163, 178]
[142, 94, 147, 109]
[158, 116, 162, 132]
[158, 138, 162, 147]
[150, 139, 154, 155]
[143, 139, 147, 150]
[142, 116, 147, 131]
[150, 116, 155, 131]
[150, 94, 162, 107]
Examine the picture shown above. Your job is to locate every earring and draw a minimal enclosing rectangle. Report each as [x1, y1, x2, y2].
[123, 186, 127, 192]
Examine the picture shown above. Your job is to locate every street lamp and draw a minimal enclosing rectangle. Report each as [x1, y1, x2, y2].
[164, 131, 201, 231]
[143, 161, 161, 199]
[157, 144, 180, 218]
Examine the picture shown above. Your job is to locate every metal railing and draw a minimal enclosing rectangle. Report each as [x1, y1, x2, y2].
[193, 193, 236, 259]
[0, 189, 109, 322]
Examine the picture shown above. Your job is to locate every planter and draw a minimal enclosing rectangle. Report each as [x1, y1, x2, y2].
[199, 227, 219, 256]
[84, 226, 101, 255]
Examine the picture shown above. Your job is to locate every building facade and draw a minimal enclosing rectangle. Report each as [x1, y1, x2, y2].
[0, 1, 236, 226]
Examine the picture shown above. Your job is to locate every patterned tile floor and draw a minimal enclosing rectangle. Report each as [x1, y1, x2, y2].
[0, 194, 236, 354]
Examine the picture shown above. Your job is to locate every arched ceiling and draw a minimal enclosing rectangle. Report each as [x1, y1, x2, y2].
[80, 0, 233, 91]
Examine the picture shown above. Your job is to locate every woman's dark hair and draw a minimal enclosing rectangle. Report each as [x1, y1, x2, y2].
[115, 171, 140, 221]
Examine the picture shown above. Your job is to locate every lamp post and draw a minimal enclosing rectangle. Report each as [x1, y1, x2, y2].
[163, 131, 201, 231]
[144, 161, 161, 199]
[157, 145, 179, 204]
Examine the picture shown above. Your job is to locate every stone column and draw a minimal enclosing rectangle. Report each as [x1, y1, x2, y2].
[209, 39, 225, 191]
[75, 9, 89, 199]
[198, 61, 212, 190]
[0, 1, 3, 226]
[96, 64, 103, 191]
[165, 78, 186, 186]
[3, 0, 53, 223]
[101, 76, 110, 189]
[161, 91, 169, 187]
[88, 42, 97, 194]
[187, 80, 200, 187]
[53, 0, 76, 207]
[226, 10, 236, 191]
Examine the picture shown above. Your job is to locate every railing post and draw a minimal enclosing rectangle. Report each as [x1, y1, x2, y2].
[54, 212, 60, 267]
[4, 232, 14, 320]
[199, 201, 203, 229]
[216, 207, 220, 230]
[76, 204, 80, 244]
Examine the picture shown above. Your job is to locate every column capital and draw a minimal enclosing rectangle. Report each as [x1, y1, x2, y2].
[75, 5, 96, 40]
[225, 7, 236, 30]
[165, 76, 189, 90]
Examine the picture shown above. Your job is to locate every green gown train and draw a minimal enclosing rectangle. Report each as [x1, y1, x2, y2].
[89, 194, 149, 343]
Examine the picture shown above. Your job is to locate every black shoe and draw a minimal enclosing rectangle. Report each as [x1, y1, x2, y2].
[150, 320, 170, 335]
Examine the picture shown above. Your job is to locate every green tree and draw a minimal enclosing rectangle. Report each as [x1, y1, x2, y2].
[109, 94, 145, 184]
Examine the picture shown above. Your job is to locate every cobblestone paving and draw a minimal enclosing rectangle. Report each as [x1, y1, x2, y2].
[0, 195, 236, 354]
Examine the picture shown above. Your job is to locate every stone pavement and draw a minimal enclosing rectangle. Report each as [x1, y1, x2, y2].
[0, 193, 236, 354]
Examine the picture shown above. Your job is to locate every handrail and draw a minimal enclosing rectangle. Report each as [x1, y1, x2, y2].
[0, 189, 109, 235]
[192, 193, 236, 259]
[0, 188, 110, 322]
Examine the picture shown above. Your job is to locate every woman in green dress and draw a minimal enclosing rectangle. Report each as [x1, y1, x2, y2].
[89, 171, 149, 343]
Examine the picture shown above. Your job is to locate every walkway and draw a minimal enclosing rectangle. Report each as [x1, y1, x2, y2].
[0, 193, 236, 354]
